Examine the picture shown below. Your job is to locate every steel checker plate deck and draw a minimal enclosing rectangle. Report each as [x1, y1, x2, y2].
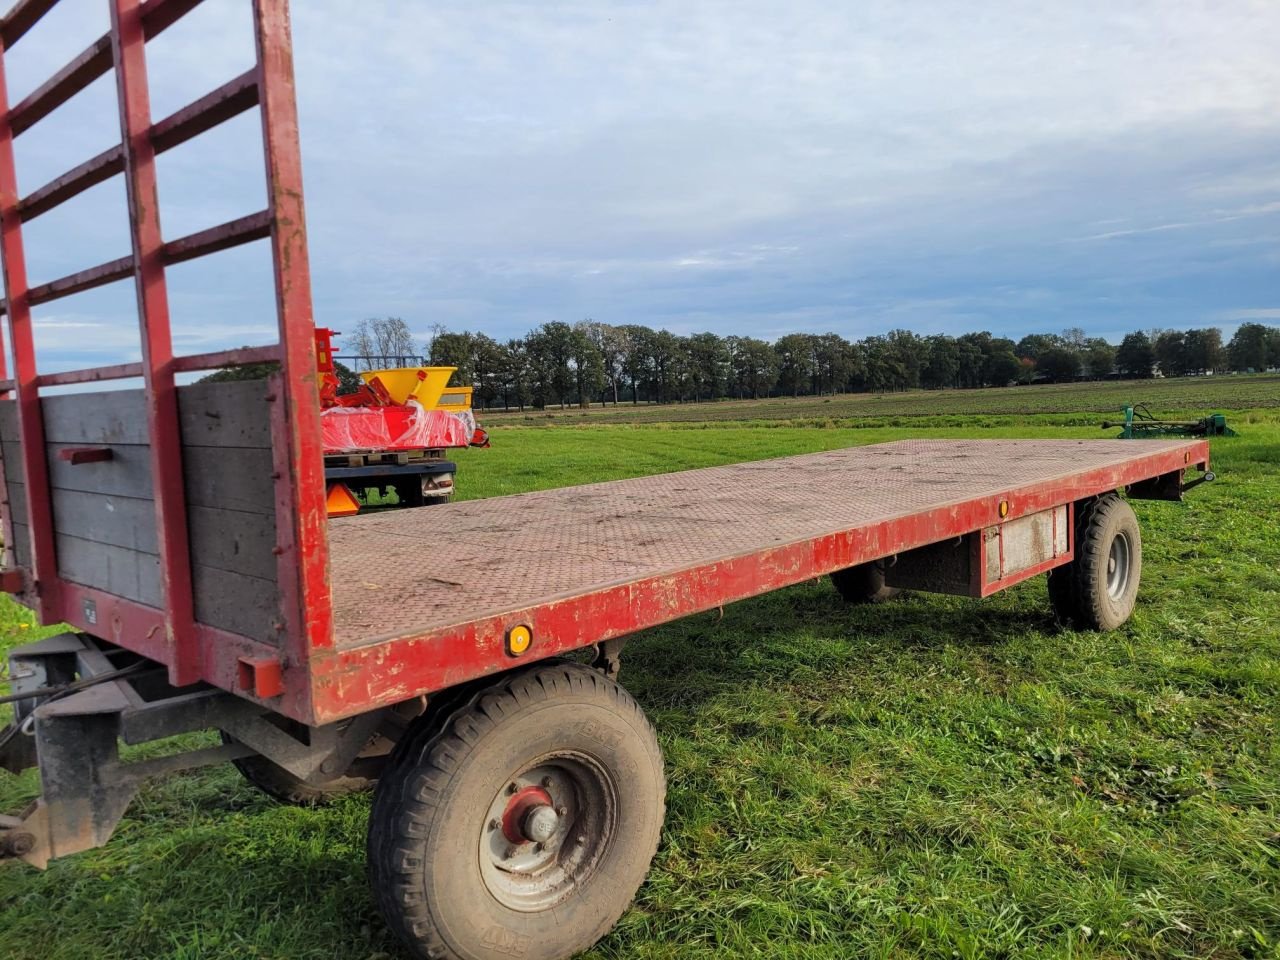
[310, 437, 1208, 723]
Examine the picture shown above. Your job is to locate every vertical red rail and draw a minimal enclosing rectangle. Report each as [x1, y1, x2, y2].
[254, 0, 333, 670]
[0, 31, 59, 621]
[109, 0, 199, 685]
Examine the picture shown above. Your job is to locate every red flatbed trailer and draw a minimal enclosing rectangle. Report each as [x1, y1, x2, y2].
[0, 4, 1214, 960]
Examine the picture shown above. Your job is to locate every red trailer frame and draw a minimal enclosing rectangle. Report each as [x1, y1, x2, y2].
[0, 0, 1214, 736]
[0, 0, 330, 698]
[0, 6, 1221, 954]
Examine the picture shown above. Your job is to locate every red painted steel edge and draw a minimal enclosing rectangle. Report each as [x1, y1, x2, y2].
[306, 440, 1209, 724]
[0, 33, 59, 622]
[53, 581, 307, 718]
[254, 0, 334, 686]
[110, 0, 200, 685]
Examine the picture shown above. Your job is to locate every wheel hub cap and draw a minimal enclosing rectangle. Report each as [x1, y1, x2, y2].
[478, 757, 617, 913]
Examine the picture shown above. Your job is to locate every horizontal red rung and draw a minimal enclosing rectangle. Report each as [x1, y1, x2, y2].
[35, 361, 144, 387]
[18, 145, 124, 222]
[19, 71, 260, 223]
[172, 343, 280, 373]
[8, 34, 113, 137]
[0, 0, 58, 49]
[4, 0, 209, 136]
[151, 68, 260, 154]
[21, 209, 270, 307]
[27, 255, 133, 306]
[164, 209, 272, 264]
[141, 0, 206, 39]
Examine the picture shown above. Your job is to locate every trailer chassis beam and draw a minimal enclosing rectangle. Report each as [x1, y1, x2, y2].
[0, 633, 389, 868]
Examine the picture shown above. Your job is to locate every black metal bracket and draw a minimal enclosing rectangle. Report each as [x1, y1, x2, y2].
[591, 637, 627, 680]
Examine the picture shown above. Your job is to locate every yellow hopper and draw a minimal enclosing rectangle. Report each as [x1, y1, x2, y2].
[361, 367, 456, 408]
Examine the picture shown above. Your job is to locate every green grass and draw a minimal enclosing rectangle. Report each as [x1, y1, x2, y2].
[2, 393, 1279, 959]
[482, 373, 1280, 426]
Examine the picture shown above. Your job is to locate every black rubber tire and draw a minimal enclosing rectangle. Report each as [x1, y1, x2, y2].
[1047, 493, 1142, 631]
[368, 661, 666, 960]
[219, 729, 377, 805]
[831, 559, 901, 604]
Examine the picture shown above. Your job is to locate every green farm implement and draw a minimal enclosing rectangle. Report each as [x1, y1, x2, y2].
[1103, 405, 1237, 440]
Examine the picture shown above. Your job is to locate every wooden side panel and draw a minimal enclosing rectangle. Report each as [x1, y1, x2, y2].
[178, 380, 280, 645]
[0, 383, 283, 645]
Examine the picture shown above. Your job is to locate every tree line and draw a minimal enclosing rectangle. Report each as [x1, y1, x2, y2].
[338, 317, 1280, 411]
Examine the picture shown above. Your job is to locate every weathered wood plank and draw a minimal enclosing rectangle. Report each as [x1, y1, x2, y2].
[193, 565, 281, 645]
[0, 401, 16, 443]
[50, 489, 158, 554]
[10, 520, 31, 568]
[41, 391, 148, 445]
[40, 442, 155, 499]
[177, 380, 273, 449]
[2, 442, 276, 516]
[188, 504, 277, 582]
[4, 478, 26, 521]
[182, 445, 275, 514]
[56, 533, 162, 607]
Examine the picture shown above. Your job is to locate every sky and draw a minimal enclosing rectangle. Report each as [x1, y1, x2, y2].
[3, 0, 1279, 375]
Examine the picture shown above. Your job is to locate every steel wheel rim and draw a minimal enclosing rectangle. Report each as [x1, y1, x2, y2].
[478, 753, 617, 913]
[1107, 531, 1131, 600]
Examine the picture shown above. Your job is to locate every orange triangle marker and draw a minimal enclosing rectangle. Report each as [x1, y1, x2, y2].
[326, 482, 361, 518]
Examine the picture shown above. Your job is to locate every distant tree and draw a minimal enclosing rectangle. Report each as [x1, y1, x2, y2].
[1038, 346, 1080, 383]
[775, 333, 817, 397]
[1015, 333, 1064, 362]
[198, 357, 279, 383]
[1115, 331, 1156, 378]
[567, 322, 607, 408]
[497, 338, 531, 410]
[812, 333, 854, 395]
[1082, 338, 1116, 379]
[954, 334, 987, 388]
[1183, 327, 1224, 375]
[1061, 327, 1088, 351]
[977, 335, 1018, 386]
[429, 331, 477, 383]
[984, 350, 1021, 386]
[885, 329, 924, 390]
[345, 317, 421, 368]
[727, 336, 778, 399]
[1153, 330, 1189, 378]
[1259, 325, 1280, 366]
[618, 325, 656, 404]
[920, 335, 959, 390]
[1227, 323, 1270, 372]
[684, 332, 730, 401]
[526, 322, 576, 408]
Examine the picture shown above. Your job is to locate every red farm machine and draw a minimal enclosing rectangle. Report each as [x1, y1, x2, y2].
[0, 4, 1215, 960]
[314, 327, 489, 518]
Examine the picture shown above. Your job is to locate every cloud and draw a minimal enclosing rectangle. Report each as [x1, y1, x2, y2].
[2, 0, 1278, 367]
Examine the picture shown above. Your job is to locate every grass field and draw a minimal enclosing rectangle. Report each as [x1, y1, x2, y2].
[482, 373, 1280, 427]
[1, 386, 1278, 959]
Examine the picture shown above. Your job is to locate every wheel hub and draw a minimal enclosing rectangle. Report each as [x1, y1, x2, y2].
[500, 785, 557, 844]
[478, 757, 616, 913]
[1107, 531, 1131, 600]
